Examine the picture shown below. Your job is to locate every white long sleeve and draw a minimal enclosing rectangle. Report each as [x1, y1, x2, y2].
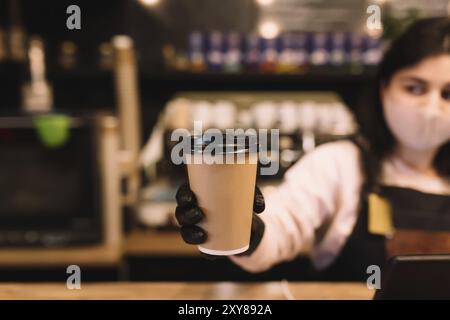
[230, 140, 363, 272]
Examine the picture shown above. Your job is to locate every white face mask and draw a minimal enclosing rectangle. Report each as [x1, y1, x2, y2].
[383, 94, 450, 151]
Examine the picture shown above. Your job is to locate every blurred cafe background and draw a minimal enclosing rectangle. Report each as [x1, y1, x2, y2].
[0, 0, 448, 282]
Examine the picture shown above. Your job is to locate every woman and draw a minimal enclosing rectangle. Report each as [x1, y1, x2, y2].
[175, 17, 450, 280]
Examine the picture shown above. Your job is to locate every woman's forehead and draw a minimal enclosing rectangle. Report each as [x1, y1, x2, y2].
[394, 54, 450, 85]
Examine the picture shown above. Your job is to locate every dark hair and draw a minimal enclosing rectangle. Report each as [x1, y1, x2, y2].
[357, 17, 450, 187]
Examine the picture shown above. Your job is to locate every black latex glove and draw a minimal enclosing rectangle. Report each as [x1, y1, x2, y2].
[175, 183, 266, 257]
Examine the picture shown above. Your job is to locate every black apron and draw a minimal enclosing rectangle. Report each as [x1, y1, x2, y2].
[316, 137, 450, 281]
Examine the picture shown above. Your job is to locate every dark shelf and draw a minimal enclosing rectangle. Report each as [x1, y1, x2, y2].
[1, 68, 376, 112]
[3, 67, 376, 90]
[141, 72, 376, 89]
[41, 69, 376, 85]
[152, 71, 376, 80]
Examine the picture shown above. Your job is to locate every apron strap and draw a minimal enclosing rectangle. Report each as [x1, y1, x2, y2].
[347, 134, 379, 196]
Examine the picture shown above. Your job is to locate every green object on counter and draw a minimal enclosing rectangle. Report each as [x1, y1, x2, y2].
[33, 114, 70, 148]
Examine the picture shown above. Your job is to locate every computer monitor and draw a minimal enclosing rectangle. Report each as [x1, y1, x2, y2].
[374, 254, 450, 300]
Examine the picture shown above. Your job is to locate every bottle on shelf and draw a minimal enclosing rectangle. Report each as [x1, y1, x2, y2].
[330, 32, 348, 67]
[8, 0, 26, 63]
[277, 33, 297, 74]
[348, 32, 364, 74]
[244, 33, 260, 73]
[21, 36, 53, 113]
[58, 41, 78, 71]
[0, 26, 7, 62]
[174, 50, 190, 73]
[99, 42, 115, 71]
[161, 44, 175, 72]
[223, 32, 242, 74]
[292, 32, 309, 74]
[363, 34, 383, 66]
[206, 31, 224, 73]
[310, 32, 330, 68]
[188, 31, 207, 73]
[259, 37, 278, 73]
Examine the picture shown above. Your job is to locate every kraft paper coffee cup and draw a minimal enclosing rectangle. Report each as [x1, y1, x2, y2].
[186, 133, 258, 255]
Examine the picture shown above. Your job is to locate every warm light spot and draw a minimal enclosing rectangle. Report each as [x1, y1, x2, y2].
[258, 21, 280, 39]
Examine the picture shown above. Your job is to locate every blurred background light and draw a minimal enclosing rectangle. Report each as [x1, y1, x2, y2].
[258, 21, 280, 39]
[139, 0, 160, 7]
[256, 0, 275, 6]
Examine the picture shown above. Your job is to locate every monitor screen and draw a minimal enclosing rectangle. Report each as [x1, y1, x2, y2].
[0, 122, 100, 232]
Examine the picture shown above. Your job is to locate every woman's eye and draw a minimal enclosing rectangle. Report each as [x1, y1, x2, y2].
[442, 89, 450, 101]
[404, 84, 425, 95]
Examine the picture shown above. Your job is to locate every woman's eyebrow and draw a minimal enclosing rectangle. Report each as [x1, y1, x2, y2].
[399, 76, 427, 84]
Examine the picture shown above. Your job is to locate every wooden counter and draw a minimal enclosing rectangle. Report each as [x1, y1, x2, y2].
[0, 244, 122, 268]
[124, 229, 199, 256]
[0, 282, 374, 300]
[0, 230, 189, 268]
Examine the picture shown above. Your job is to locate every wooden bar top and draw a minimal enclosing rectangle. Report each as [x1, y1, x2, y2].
[124, 230, 199, 256]
[0, 244, 122, 267]
[0, 230, 193, 267]
[0, 282, 374, 300]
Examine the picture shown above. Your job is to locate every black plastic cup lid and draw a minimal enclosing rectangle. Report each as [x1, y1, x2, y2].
[190, 133, 259, 155]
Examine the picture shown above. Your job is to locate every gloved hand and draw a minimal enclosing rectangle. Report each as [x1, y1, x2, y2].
[175, 183, 266, 257]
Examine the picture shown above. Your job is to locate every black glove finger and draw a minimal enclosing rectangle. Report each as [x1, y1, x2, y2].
[180, 225, 207, 244]
[175, 183, 197, 207]
[253, 186, 265, 214]
[175, 205, 205, 226]
[236, 213, 265, 256]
